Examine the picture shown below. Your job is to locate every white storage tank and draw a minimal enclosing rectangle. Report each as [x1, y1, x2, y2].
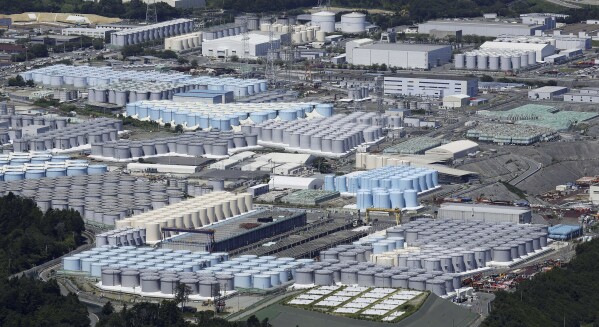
[465, 54, 476, 69]
[454, 54, 465, 69]
[311, 11, 336, 33]
[477, 54, 488, 70]
[341, 12, 366, 34]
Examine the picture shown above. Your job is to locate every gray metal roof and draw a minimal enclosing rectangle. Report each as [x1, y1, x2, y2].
[439, 203, 530, 214]
[358, 43, 451, 51]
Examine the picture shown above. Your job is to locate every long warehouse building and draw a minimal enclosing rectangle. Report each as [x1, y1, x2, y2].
[347, 43, 452, 69]
[438, 203, 532, 224]
[418, 20, 546, 37]
[201, 32, 288, 59]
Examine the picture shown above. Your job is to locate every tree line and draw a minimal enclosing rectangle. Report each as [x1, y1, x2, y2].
[0, 193, 85, 277]
[483, 238, 599, 326]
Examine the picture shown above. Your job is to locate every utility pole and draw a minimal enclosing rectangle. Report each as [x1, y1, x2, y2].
[241, 16, 250, 77]
[146, 0, 158, 25]
[265, 18, 277, 87]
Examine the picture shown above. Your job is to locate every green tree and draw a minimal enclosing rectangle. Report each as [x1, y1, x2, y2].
[379, 63, 387, 71]
[174, 282, 191, 310]
[26, 79, 35, 87]
[8, 75, 26, 87]
[230, 55, 239, 62]
[101, 302, 115, 316]
[190, 59, 199, 68]
[121, 44, 143, 57]
[29, 44, 48, 58]
[480, 75, 494, 82]
[177, 57, 189, 65]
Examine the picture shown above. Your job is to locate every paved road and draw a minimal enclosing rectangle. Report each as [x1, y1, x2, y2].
[509, 155, 543, 186]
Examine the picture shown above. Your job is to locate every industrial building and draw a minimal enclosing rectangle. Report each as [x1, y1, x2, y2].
[455, 41, 555, 71]
[590, 184, 599, 205]
[494, 34, 591, 50]
[442, 94, 470, 108]
[172, 90, 234, 104]
[347, 43, 452, 69]
[62, 27, 115, 39]
[202, 23, 246, 41]
[418, 19, 546, 37]
[383, 75, 478, 98]
[121, 0, 206, 8]
[564, 88, 599, 103]
[424, 140, 479, 160]
[438, 203, 532, 223]
[201, 32, 286, 59]
[479, 41, 554, 62]
[268, 176, 324, 190]
[110, 19, 194, 47]
[528, 86, 569, 100]
[340, 12, 367, 34]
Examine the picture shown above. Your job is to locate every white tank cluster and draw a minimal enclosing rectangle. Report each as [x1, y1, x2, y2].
[20, 65, 266, 94]
[454, 49, 536, 71]
[96, 227, 147, 247]
[0, 172, 186, 225]
[115, 191, 253, 243]
[314, 244, 459, 296]
[0, 153, 103, 181]
[368, 219, 549, 276]
[234, 15, 260, 30]
[125, 101, 323, 130]
[289, 25, 325, 44]
[110, 19, 194, 47]
[242, 111, 383, 156]
[63, 248, 311, 296]
[89, 131, 258, 161]
[341, 12, 367, 34]
[201, 23, 246, 41]
[326, 165, 439, 209]
[164, 32, 203, 52]
[0, 114, 68, 130]
[93, 76, 267, 106]
[12, 118, 123, 152]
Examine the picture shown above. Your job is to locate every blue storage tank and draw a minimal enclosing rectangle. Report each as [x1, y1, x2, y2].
[335, 176, 347, 193]
[235, 112, 249, 120]
[30, 155, 52, 164]
[88, 164, 108, 175]
[375, 190, 391, 208]
[411, 177, 421, 192]
[389, 190, 405, 209]
[324, 175, 335, 191]
[259, 81, 267, 92]
[0, 160, 9, 166]
[357, 189, 373, 209]
[150, 107, 161, 121]
[295, 108, 305, 118]
[51, 155, 69, 162]
[315, 104, 334, 117]
[174, 111, 189, 125]
[266, 110, 277, 120]
[199, 116, 210, 129]
[211, 117, 231, 131]
[4, 171, 25, 181]
[404, 189, 418, 208]
[228, 115, 240, 127]
[279, 110, 297, 121]
[348, 177, 359, 193]
[161, 109, 174, 123]
[25, 169, 46, 179]
[0, 172, 4, 181]
[432, 171, 439, 186]
[67, 166, 88, 176]
[249, 112, 269, 123]
[126, 103, 137, 116]
[418, 174, 427, 192]
[10, 158, 29, 166]
[46, 167, 67, 177]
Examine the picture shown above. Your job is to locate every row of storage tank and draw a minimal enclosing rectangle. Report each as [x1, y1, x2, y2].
[0, 161, 107, 181]
[64, 248, 311, 294]
[90, 131, 258, 160]
[241, 111, 382, 154]
[20, 64, 265, 92]
[454, 50, 537, 71]
[326, 166, 439, 209]
[365, 219, 549, 270]
[202, 23, 246, 41]
[0, 172, 187, 226]
[126, 101, 330, 130]
[96, 227, 147, 247]
[293, 243, 457, 296]
[234, 15, 297, 31]
[0, 114, 68, 129]
[111, 19, 194, 47]
[12, 118, 122, 152]
[91, 77, 267, 106]
[114, 191, 253, 243]
[164, 32, 202, 52]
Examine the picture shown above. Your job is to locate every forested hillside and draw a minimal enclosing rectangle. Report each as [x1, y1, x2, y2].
[483, 238, 599, 327]
[0, 193, 85, 276]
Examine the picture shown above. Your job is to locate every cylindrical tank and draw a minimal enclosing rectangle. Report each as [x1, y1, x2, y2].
[477, 54, 488, 70]
[341, 12, 366, 33]
[454, 54, 465, 69]
[465, 54, 476, 70]
[311, 11, 336, 33]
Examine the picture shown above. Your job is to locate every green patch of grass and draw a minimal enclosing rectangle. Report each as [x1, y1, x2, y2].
[500, 181, 527, 199]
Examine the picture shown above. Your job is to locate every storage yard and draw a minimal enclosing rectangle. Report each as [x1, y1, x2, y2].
[3, 7, 599, 327]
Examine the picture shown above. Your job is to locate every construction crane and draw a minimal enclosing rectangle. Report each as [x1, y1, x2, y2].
[160, 228, 216, 252]
[363, 208, 402, 225]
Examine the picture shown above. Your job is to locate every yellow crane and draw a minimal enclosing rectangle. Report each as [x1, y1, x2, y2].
[364, 208, 402, 225]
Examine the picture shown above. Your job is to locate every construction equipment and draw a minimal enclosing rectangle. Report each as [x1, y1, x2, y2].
[365, 207, 402, 225]
[161, 228, 216, 252]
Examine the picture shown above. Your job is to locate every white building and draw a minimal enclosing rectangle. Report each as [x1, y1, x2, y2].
[438, 203, 532, 224]
[418, 20, 545, 37]
[479, 41, 555, 62]
[164, 32, 202, 52]
[345, 38, 374, 63]
[528, 86, 569, 100]
[443, 94, 470, 108]
[494, 34, 591, 50]
[347, 43, 452, 69]
[268, 176, 324, 190]
[122, 0, 206, 8]
[384, 75, 478, 98]
[590, 184, 599, 205]
[201, 32, 283, 59]
[425, 140, 479, 159]
[62, 27, 115, 39]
